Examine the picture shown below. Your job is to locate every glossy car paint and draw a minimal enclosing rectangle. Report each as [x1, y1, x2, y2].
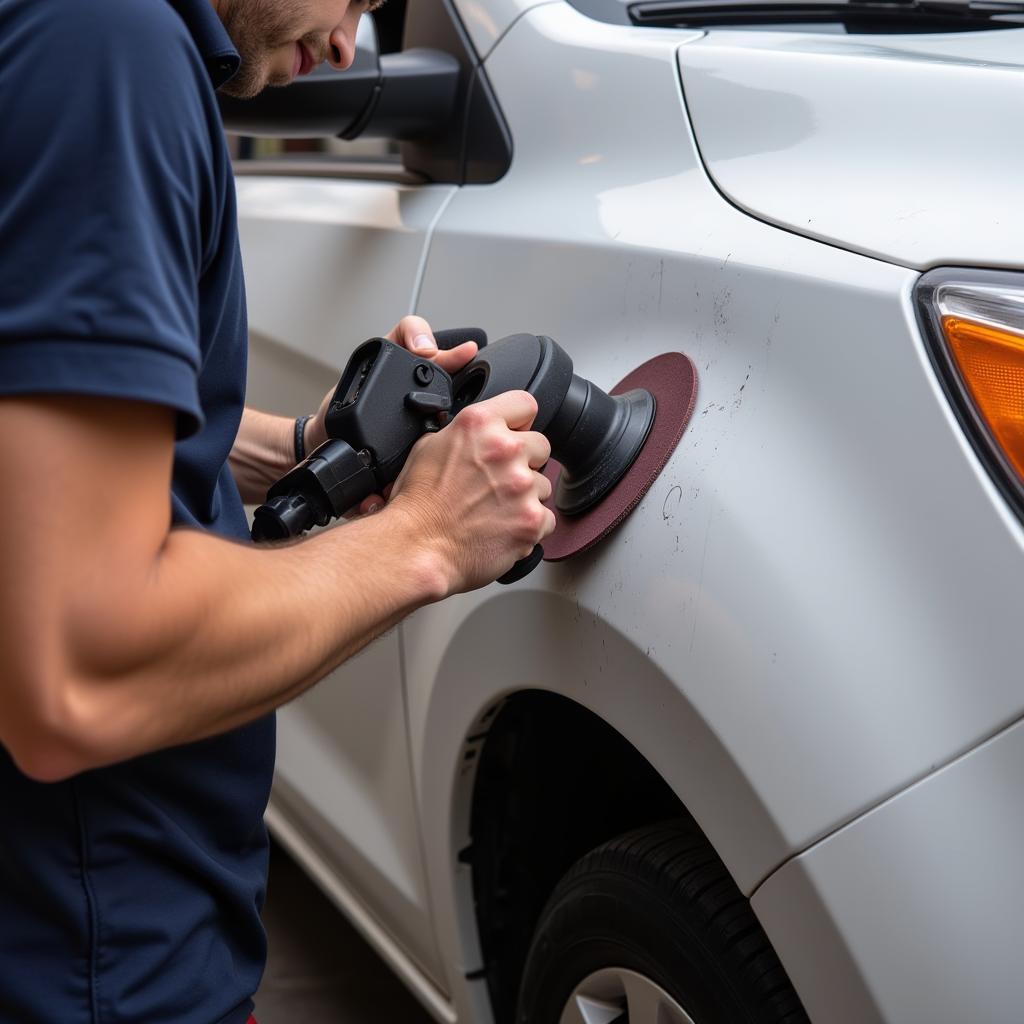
[236, 1, 1024, 1020]
[679, 28, 1024, 269]
[753, 717, 1024, 1021]
[453, 0, 558, 57]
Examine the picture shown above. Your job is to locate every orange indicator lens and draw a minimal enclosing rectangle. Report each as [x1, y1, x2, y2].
[941, 315, 1024, 483]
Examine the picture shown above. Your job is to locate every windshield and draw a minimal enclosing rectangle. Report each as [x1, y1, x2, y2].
[569, 0, 1024, 31]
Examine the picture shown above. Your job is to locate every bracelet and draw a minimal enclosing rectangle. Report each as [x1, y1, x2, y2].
[294, 414, 313, 463]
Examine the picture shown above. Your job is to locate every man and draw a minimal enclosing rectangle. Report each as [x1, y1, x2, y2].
[0, 1, 554, 1022]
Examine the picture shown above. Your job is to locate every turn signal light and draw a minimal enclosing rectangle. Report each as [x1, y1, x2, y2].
[917, 269, 1024, 521]
[940, 316, 1024, 482]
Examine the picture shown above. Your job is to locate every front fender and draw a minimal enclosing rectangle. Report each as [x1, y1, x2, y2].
[401, 584, 789, 1002]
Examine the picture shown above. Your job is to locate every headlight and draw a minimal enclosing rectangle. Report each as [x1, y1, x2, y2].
[917, 268, 1024, 521]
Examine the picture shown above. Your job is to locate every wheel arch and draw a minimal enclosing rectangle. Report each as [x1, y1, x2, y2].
[404, 589, 791, 1019]
[461, 689, 693, 1021]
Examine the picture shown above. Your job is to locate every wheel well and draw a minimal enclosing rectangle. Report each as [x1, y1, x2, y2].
[467, 690, 694, 1023]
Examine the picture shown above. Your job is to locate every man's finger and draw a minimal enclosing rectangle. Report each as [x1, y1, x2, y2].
[536, 471, 554, 504]
[341, 493, 385, 519]
[430, 341, 478, 374]
[525, 432, 551, 469]
[387, 315, 436, 355]
[356, 493, 385, 516]
[475, 389, 540, 432]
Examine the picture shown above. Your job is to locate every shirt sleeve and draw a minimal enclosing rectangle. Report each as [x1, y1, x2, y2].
[0, 0, 222, 437]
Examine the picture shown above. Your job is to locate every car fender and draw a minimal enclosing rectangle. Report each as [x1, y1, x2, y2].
[402, 586, 790, 996]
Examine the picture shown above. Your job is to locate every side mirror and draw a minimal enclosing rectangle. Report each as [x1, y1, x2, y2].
[218, 18, 460, 142]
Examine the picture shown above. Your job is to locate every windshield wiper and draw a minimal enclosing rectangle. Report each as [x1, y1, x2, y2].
[630, 0, 1024, 28]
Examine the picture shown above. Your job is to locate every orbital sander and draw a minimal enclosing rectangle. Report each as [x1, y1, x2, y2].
[251, 329, 697, 583]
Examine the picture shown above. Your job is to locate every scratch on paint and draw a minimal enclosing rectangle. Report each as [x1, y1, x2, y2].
[662, 485, 683, 522]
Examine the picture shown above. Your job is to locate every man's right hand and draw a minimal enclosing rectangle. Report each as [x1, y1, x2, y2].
[388, 390, 557, 595]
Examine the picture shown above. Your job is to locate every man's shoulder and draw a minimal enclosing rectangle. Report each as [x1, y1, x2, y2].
[0, 0, 226, 203]
[20, 0, 190, 37]
[2, 0, 199, 79]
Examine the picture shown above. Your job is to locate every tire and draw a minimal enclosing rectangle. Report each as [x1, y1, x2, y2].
[515, 821, 809, 1024]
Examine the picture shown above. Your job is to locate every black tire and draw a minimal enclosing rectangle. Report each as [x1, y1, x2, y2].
[515, 820, 809, 1024]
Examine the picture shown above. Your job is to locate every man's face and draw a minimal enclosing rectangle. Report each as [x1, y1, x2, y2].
[215, 0, 374, 99]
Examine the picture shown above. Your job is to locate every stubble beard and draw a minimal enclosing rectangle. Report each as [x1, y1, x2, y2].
[217, 0, 313, 99]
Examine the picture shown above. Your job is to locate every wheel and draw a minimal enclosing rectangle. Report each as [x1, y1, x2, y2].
[515, 821, 809, 1024]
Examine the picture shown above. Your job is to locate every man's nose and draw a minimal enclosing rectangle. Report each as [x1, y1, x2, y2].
[326, 21, 357, 70]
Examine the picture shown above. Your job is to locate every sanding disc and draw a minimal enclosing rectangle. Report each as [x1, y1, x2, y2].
[542, 353, 697, 562]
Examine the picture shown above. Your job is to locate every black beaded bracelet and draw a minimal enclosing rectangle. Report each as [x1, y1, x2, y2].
[294, 414, 313, 463]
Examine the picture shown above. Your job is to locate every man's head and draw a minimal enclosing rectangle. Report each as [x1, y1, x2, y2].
[212, 0, 376, 99]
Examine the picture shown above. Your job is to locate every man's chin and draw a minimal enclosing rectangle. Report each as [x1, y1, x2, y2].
[222, 76, 295, 100]
[218, 63, 276, 100]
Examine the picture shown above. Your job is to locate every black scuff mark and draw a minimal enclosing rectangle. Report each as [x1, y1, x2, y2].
[662, 485, 683, 522]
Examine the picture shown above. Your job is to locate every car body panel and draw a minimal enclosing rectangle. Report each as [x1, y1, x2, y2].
[238, 177, 456, 986]
[234, 4, 1024, 1022]
[450, 0, 560, 57]
[402, 5, 1024, 1014]
[752, 714, 1024, 1023]
[236, 178, 456, 364]
[679, 28, 1024, 270]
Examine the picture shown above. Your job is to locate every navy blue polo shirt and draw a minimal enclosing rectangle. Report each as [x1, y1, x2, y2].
[0, 1, 274, 1022]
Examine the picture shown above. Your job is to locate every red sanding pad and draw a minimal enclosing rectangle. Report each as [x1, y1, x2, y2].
[542, 353, 697, 562]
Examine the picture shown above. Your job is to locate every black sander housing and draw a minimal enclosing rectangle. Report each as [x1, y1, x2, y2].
[252, 329, 693, 583]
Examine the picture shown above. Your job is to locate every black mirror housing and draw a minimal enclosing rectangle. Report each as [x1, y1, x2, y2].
[221, 0, 512, 185]
[218, 49, 460, 142]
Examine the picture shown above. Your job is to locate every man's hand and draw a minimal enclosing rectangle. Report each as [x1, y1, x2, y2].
[382, 314, 481, 375]
[388, 390, 557, 595]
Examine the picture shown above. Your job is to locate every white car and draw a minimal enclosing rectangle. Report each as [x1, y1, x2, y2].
[222, 0, 1024, 1020]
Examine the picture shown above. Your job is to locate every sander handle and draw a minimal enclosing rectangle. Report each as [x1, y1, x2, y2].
[497, 544, 544, 585]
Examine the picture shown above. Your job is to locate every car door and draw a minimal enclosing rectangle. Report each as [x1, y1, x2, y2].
[231, 12, 457, 988]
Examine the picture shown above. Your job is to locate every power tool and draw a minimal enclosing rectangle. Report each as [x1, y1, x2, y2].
[251, 327, 663, 584]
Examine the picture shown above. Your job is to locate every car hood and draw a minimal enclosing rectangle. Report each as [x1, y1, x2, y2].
[678, 28, 1024, 270]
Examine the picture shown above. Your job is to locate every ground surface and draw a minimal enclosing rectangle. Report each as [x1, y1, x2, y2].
[254, 841, 436, 1024]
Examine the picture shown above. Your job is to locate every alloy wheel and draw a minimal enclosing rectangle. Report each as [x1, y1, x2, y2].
[559, 967, 698, 1024]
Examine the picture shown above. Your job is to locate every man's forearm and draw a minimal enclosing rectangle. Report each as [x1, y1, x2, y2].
[230, 407, 305, 503]
[37, 502, 444, 780]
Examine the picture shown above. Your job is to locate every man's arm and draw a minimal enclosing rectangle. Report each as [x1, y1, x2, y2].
[0, 391, 552, 783]
[230, 406, 300, 504]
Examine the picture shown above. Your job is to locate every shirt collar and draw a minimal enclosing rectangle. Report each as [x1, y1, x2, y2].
[164, 0, 240, 90]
